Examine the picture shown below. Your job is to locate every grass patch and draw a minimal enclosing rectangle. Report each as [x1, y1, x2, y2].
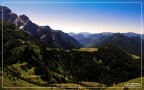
[52, 83, 84, 88]
[131, 55, 140, 60]
[1, 76, 74, 90]
[74, 48, 98, 52]
[79, 81, 106, 87]
[105, 77, 144, 90]
[11, 63, 47, 84]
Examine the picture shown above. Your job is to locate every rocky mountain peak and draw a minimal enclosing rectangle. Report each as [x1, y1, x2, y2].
[19, 14, 29, 23]
[1, 6, 83, 49]
[41, 25, 53, 32]
[0, 6, 18, 24]
[0, 6, 12, 14]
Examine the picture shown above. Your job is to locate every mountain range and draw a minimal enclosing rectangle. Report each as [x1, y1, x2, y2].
[69, 32, 144, 56]
[93, 33, 144, 56]
[69, 32, 144, 39]
[1, 6, 143, 54]
[0, 6, 83, 49]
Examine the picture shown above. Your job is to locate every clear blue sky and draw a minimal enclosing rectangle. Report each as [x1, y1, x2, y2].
[1, 0, 144, 34]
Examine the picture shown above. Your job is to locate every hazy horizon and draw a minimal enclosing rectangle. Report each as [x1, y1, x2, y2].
[1, 0, 143, 34]
[67, 31, 144, 34]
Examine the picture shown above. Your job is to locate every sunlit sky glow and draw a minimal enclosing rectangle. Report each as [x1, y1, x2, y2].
[1, 0, 144, 34]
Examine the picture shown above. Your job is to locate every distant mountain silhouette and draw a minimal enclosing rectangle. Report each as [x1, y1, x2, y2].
[69, 32, 143, 50]
[69, 32, 113, 47]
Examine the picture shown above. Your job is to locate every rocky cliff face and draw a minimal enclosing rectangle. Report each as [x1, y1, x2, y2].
[0, 6, 83, 49]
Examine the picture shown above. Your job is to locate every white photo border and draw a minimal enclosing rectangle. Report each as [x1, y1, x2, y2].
[1, 2, 143, 89]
